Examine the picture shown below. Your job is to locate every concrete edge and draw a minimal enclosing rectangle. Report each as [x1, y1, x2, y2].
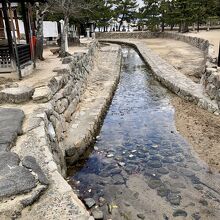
[64, 46, 122, 165]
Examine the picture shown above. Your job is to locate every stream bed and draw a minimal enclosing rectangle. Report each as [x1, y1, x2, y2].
[68, 46, 220, 220]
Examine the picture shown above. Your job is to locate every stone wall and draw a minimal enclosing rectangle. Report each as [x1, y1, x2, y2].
[1, 42, 100, 219]
[96, 31, 220, 106]
[95, 31, 211, 52]
[32, 41, 99, 175]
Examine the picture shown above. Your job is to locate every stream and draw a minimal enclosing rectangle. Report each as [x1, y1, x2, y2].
[68, 46, 220, 220]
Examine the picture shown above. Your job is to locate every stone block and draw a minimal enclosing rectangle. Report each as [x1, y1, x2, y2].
[0, 166, 37, 198]
[54, 98, 69, 114]
[20, 185, 47, 207]
[206, 83, 217, 100]
[48, 76, 64, 95]
[33, 86, 52, 103]
[0, 108, 24, 149]
[0, 152, 20, 172]
[64, 99, 78, 122]
[22, 156, 49, 185]
[53, 65, 70, 75]
[62, 56, 74, 64]
[0, 86, 34, 104]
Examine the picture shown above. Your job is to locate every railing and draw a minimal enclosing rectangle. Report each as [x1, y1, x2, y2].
[0, 46, 12, 70]
[17, 44, 31, 66]
[0, 44, 31, 72]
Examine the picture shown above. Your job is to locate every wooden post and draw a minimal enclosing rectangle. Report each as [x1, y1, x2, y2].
[14, 9, 21, 40]
[27, 3, 36, 68]
[21, 1, 30, 44]
[8, 2, 22, 79]
[1, 0, 15, 68]
[218, 42, 220, 67]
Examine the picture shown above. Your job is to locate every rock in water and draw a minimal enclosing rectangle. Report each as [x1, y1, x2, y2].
[83, 198, 96, 208]
[137, 213, 145, 219]
[92, 209, 104, 219]
[173, 209, 187, 217]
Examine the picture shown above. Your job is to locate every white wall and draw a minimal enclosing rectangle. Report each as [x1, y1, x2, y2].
[18, 20, 58, 38]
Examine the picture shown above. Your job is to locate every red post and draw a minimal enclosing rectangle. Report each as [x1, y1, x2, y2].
[218, 42, 220, 67]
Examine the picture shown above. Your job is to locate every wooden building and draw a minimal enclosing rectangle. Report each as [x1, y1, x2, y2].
[0, 0, 46, 78]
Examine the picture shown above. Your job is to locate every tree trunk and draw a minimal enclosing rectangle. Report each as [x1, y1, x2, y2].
[170, 24, 174, 31]
[60, 16, 69, 57]
[118, 14, 125, 31]
[178, 23, 181, 32]
[197, 19, 200, 32]
[181, 21, 189, 33]
[161, 20, 165, 32]
[36, 3, 46, 60]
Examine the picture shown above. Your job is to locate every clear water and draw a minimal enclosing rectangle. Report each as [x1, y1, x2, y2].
[68, 47, 220, 220]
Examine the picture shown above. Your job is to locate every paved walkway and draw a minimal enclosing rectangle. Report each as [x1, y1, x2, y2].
[0, 107, 48, 204]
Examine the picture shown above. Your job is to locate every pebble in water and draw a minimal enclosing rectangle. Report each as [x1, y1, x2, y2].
[147, 160, 162, 168]
[118, 162, 125, 167]
[173, 209, 187, 217]
[194, 185, 203, 191]
[199, 199, 208, 206]
[148, 178, 163, 189]
[92, 209, 104, 220]
[157, 185, 170, 197]
[157, 167, 169, 175]
[192, 212, 201, 220]
[162, 158, 174, 164]
[167, 164, 178, 172]
[94, 146, 99, 151]
[98, 197, 106, 207]
[167, 193, 181, 206]
[83, 198, 96, 208]
[137, 213, 145, 219]
[112, 174, 124, 185]
[169, 173, 179, 179]
[106, 154, 114, 158]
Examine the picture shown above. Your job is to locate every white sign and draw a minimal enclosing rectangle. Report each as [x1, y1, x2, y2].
[43, 21, 58, 38]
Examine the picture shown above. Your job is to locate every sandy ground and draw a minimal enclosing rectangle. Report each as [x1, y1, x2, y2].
[0, 39, 92, 89]
[184, 30, 220, 57]
[171, 94, 220, 173]
[142, 38, 205, 83]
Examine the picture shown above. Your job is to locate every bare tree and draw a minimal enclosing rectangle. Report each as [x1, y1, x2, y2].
[50, 0, 96, 57]
[35, 2, 50, 60]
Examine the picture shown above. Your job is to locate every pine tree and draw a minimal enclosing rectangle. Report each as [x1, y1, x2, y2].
[90, 0, 114, 32]
[112, 0, 138, 31]
[141, 0, 161, 32]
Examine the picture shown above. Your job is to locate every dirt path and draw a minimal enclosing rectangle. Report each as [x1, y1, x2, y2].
[171, 94, 220, 173]
[141, 38, 205, 83]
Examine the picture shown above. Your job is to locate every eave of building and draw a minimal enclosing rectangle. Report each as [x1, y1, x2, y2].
[0, 0, 47, 3]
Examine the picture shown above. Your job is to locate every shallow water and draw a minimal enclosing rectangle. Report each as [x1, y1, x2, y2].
[68, 47, 220, 220]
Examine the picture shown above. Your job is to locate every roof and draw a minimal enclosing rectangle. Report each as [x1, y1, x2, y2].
[0, 0, 47, 3]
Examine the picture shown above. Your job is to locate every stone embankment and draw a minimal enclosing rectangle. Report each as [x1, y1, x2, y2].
[96, 31, 220, 113]
[0, 42, 122, 220]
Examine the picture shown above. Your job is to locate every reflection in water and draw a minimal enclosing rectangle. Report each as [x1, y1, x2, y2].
[68, 47, 220, 220]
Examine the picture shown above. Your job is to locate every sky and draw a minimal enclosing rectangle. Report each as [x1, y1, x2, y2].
[137, 0, 144, 7]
